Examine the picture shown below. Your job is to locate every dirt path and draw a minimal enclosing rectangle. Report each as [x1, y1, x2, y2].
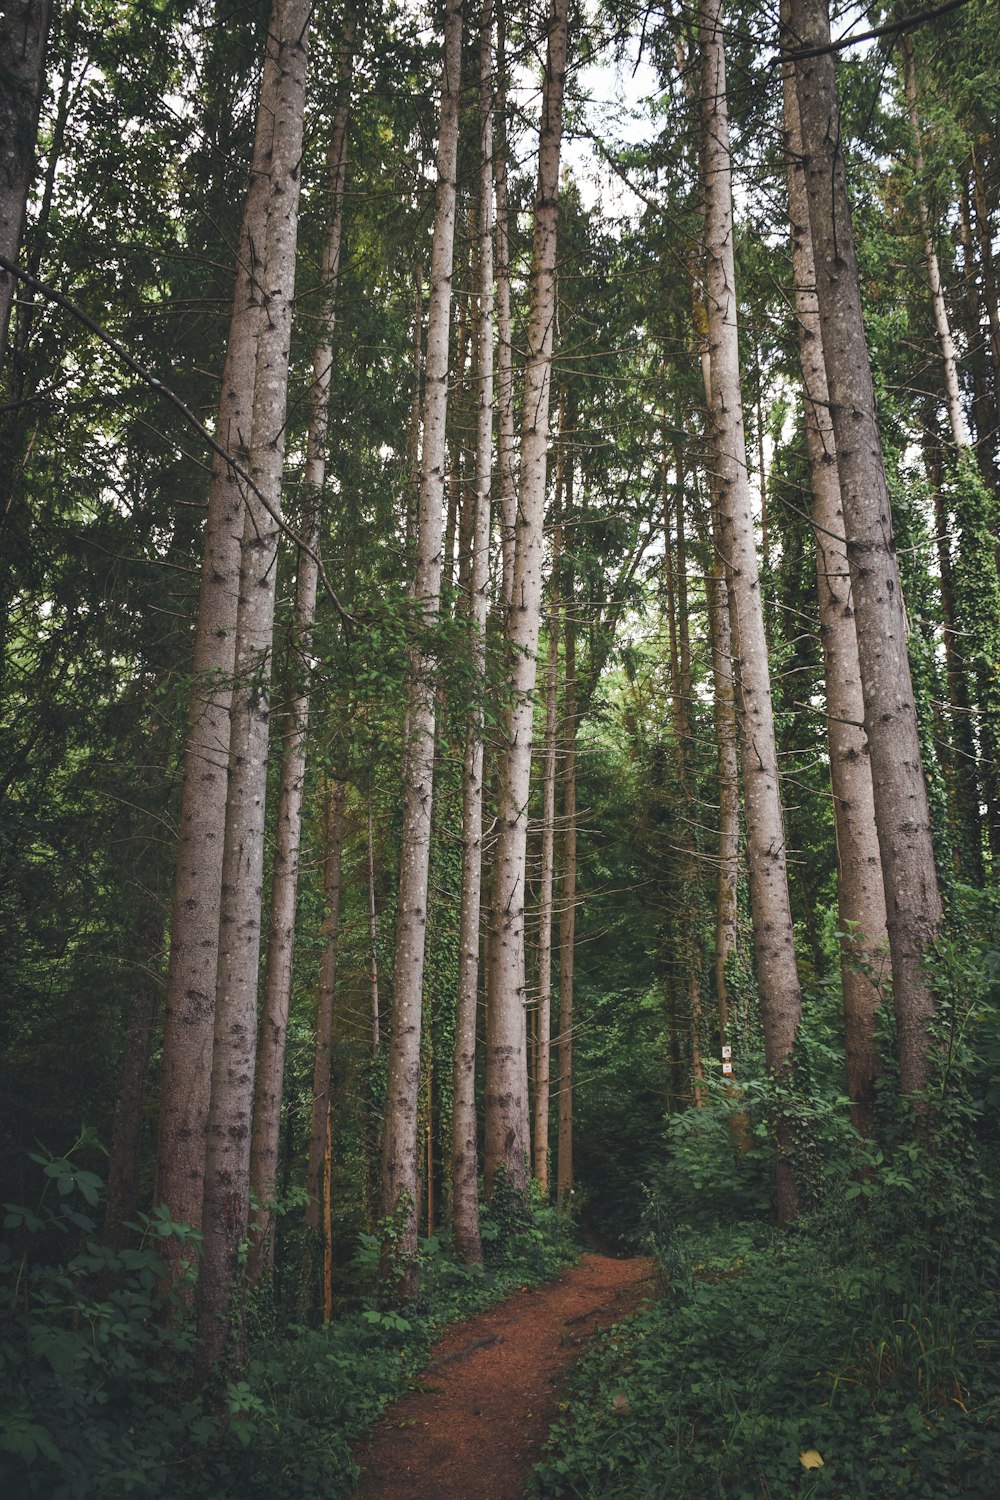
[352, 1253, 656, 1500]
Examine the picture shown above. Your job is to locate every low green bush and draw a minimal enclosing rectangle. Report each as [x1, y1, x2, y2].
[530, 901, 1000, 1498]
[0, 1148, 579, 1499]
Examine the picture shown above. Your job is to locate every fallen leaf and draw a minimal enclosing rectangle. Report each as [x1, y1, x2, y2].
[799, 1449, 824, 1469]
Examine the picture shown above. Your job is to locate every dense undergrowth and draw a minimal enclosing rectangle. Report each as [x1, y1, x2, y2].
[531, 894, 1000, 1498]
[0, 1161, 576, 1499]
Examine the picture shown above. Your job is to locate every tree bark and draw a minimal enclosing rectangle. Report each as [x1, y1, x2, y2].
[195, 0, 310, 1376]
[690, 292, 739, 1048]
[494, 4, 517, 611]
[303, 782, 346, 1247]
[379, 0, 462, 1291]
[556, 594, 576, 1211]
[788, 0, 943, 1100]
[0, 0, 51, 363]
[701, 0, 802, 1223]
[155, 11, 277, 1293]
[451, 0, 495, 1267]
[923, 426, 983, 883]
[485, 0, 568, 1200]
[970, 143, 1000, 417]
[367, 799, 381, 1053]
[533, 443, 562, 1189]
[902, 36, 970, 455]
[783, 43, 888, 1137]
[249, 10, 355, 1284]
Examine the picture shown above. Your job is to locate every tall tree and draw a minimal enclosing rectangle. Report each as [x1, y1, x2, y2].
[248, 7, 356, 1284]
[155, 9, 280, 1289]
[0, 0, 52, 362]
[379, 0, 463, 1289]
[783, 33, 888, 1136]
[195, 0, 311, 1374]
[701, 0, 802, 1223]
[534, 433, 563, 1189]
[451, 0, 495, 1267]
[484, 0, 569, 1198]
[302, 778, 347, 1309]
[556, 562, 577, 1211]
[788, 0, 944, 1099]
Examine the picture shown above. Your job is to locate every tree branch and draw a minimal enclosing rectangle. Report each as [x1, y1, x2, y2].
[773, 0, 973, 66]
[0, 253, 353, 625]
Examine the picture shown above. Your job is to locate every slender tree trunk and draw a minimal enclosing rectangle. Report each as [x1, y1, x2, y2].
[494, 5, 517, 610]
[379, 0, 462, 1290]
[902, 37, 969, 455]
[367, 800, 381, 1053]
[444, 264, 471, 592]
[690, 304, 739, 1047]
[534, 451, 562, 1189]
[0, 0, 51, 363]
[702, 0, 802, 1224]
[784, 46, 888, 1137]
[556, 595, 576, 1211]
[304, 782, 347, 1252]
[923, 427, 983, 882]
[957, 175, 999, 494]
[451, 0, 495, 1267]
[195, 0, 311, 1376]
[249, 12, 355, 1283]
[405, 263, 424, 575]
[706, 496, 739, 1044]
[970, 143, 1000, 414]
[667, 472, 706, 1106]
[322, 1101, 334, 1325]
[485, 0, 568, 1199]
[155, 14, 278, 1292]
[789, 0, 943, 1100]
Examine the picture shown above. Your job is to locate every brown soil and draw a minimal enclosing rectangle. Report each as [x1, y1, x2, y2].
[352, 1253, 657, 1500]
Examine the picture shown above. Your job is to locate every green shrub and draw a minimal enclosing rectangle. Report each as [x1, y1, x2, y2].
[1, 1147, 579, 1499]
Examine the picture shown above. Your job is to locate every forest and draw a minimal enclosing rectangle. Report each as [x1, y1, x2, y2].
[1, 0, 999, 1494]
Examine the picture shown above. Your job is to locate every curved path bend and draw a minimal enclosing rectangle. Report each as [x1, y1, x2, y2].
[353, 1252, 656, 1500]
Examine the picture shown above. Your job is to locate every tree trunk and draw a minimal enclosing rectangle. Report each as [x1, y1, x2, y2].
[783, 44, 888, 1137]
[484, 0, 568, 1200]
[303, 782, 347, 1269]
[923, 426, 983, 883]
[0, 0, 51, 363]
[367, 800, 381, 1053]
[195, 0, 310, 1376]
[379, 0, 462, 1291]
[451, 0, 495, 1267]
[706, 504, 740, 1045]
[534, 445, 562, 1190]
[404, 263, 424, 575]
[701, 0, 802, 1224]
[494, 5, 517, 611]
[957, 173, 999, 495]
[902, 36, 970, 455]
[970, 143, 1000, 415]
[249, 11, 355, 1284]
[556, 596, 576, 1211]
[788, 0, 943, 1100]
[155, 11, 278, 1293]
[690, 295, 739, 1049]
[668, 472, 707, 1106]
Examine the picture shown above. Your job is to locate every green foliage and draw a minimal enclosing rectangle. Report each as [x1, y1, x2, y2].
[531, 910, 1000, 1498]
[0, 1150, 579, 1499]
[644, 1089, 774, 1234]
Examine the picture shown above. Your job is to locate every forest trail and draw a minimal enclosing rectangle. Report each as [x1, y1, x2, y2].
[352, 1253, 657, 1499]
